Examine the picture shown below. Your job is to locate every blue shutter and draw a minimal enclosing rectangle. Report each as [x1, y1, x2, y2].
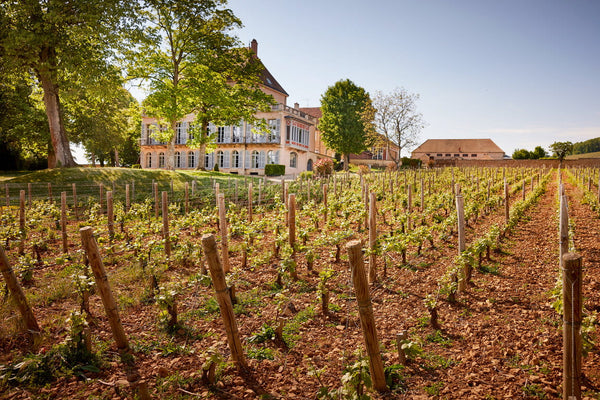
[224, 151, 230, 168]
[225, 126, 231, 143]
[275, 150, 280, 164]
[259, 151, 266, 168]
[245, 150, 250, 168]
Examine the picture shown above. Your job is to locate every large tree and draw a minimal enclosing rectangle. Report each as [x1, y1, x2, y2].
[550, 141, 573, 167]
[372, 88, 425, 169]
[0, 0, 136, 168]
[318, 79, 376, 170]
[129, 0, 273, 170]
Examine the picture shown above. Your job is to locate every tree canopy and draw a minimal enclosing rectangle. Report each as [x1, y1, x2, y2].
[511, 146, 547, 160]
[372, 88, 425, 168]
[0, 0, 138, 167]
[550, 141, 574, 166]
[129, 0, 273, 170]
[318, 79, 376, 170]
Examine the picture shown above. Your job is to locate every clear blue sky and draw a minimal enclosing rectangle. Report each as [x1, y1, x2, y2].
[227, 0, 600, 157]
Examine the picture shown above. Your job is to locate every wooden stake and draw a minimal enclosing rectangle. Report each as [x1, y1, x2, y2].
[288, 194, 296, 252]
[0, 245, 40, 333]
[61, 192, 68, 253]
[248, 182, 253, 222]
[504, 179, 509, 223]
[201, 234, 247, 368]
[346, 240, 387, 392]
[184, 182, 189, 214]
[80, 227, 129, 350]
[19, 190, 25, 255]
[217, 194, 230, 273]
[72, 183, 78, 220]
[162, 192, 171, 258]
[153, 182, 159, 219]
[322, 184, 328, 225]
[368, 192, 377, 284]
[107, 191, 114, 241]
[559, 194, 569, 267]
[99, 184, 104, 215]
[125, 184, 131, 213]
[456, 193, 467, 291]
[562, 252, 582, 400]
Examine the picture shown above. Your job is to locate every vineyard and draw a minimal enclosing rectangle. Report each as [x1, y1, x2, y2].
[0, 167, 599, 399]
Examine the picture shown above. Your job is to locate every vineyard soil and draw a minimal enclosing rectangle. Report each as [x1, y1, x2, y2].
[0, 169, 599, 399]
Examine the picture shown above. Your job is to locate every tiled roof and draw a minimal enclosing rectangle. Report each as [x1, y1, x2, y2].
[412, 139, 505, 154]
[299, 107, 322, 119]
[260, 63, 288, 96]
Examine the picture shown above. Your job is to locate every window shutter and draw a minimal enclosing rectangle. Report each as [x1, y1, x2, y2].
[225, 126, 231, 143]
[245, 150, 250, 168]
[259, 151, 266, 168]
[224, 151, 230, 168]
[275, 150, 280, 164]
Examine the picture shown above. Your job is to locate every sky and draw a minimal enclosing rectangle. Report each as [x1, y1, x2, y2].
[224, 0, 600, 157]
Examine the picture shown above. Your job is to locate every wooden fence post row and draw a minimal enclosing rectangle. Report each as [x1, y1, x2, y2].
[562, 252, 582, 400]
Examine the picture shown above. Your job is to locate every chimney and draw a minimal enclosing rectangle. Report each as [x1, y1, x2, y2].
[294, 102, 299, 109]
[250, 39, 258, 55]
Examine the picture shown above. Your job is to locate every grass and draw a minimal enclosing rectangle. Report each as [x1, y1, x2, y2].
[0, 167, 260, 207]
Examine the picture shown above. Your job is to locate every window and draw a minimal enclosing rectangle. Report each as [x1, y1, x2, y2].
[251, 151, 259, 168]
[445, 154, 451, 157]
[462, 154, 468, 157]
[232, 150, 240, 168]
[232, 124, 243, 143]
[454, 154, 459, 157]
[175, 151, 182, 168]
[290, 152, 297, 168]
[267, 150, 276, 164]
[437, 154, 442, 157]
[216, 151, 225, 168]
[217, 127, 226, 143]
[471, 154, 477, 157]
[176, 123, 185, 144]
[188, 152, 195, 168]
[205, 153, 214, 169]
[188, 124, 195, 141]
[372, 148, 384, 160]
[268, 119, 280, 143]
[158, 152, 165, 168]
[146, 153, 152, 168]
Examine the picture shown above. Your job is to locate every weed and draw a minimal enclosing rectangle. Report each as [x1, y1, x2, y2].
[522, 383, 547, 398]
[426, 330, 452, 347]
[424, 381, 444, 395]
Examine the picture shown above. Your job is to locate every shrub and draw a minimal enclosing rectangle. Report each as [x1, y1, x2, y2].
[213, 163, 219, 172]
[314, 158, 334, 177]
[265, 164, 285, 176]
[131, 164, 141, 169]
[401, 157, 421, 169]
[357, 165, 370, 175]
[299, 171, 314, 180]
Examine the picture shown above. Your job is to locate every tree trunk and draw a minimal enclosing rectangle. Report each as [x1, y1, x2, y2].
[166, 121, 176, 170]
[37, 47, 76, 168]
[344, 153, 350, 171]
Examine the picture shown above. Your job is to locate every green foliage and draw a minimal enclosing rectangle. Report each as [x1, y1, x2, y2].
[400, 157, 421, 168]
[549, 141, 574, 161]
[265, 164, 285, 176]
[318, 79, 377, 169]
[247, 324, 276, 344]
[334, 352, 373, 400]
[572, 137, 600, 155]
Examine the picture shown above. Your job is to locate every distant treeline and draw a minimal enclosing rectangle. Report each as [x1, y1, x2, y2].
[573, 137, 600, 155]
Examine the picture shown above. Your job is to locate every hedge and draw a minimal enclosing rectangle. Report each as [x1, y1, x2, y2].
[265, 164, 285, 176]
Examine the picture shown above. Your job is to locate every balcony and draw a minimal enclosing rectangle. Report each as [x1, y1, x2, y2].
[270, 104, 316, 122]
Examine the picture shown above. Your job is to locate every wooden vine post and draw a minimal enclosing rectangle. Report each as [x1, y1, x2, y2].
[288, 194, 296, 252]
[368, 192, 377, 284]
[18, 190, 25, 255]
[456, 193, 467, 291]
[322, 184, 328, 224]
[125, 184, 131, 213]
[61, 192, 68, 253]
[562, 252, 582, 400]
[346, 240, 387, 392]
[559, 194, 569, 266]
[99, 184, 104, 215]
[217, 193, 230, 273]
[184, 182, 189, 214]
[79, 227, 150, 400]
[72, 183, 78, 220]
[201, 234, 247, 369]
[107, 191, 114, 241]
[504, 178, 509, 223]
[0, 245, 40, 333]
[161, 192, 171, 258]
[153, 182, 159, 219]
[248, 182, 253, 222]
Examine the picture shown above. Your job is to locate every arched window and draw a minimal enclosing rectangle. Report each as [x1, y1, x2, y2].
[216, 150, 224, 168]
[290, 152, 298, 168]
[267, 150, 276, 164]
[175, 151, 182, 168]
[146, 153, 152, 168]
[232, 150, 240, 168]
[187, 151, 195, 168]
[158, 152, 165, 168]
[251, 150, 259, 168]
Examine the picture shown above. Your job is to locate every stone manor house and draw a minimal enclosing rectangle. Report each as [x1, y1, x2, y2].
[140, 40, 398, 175]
